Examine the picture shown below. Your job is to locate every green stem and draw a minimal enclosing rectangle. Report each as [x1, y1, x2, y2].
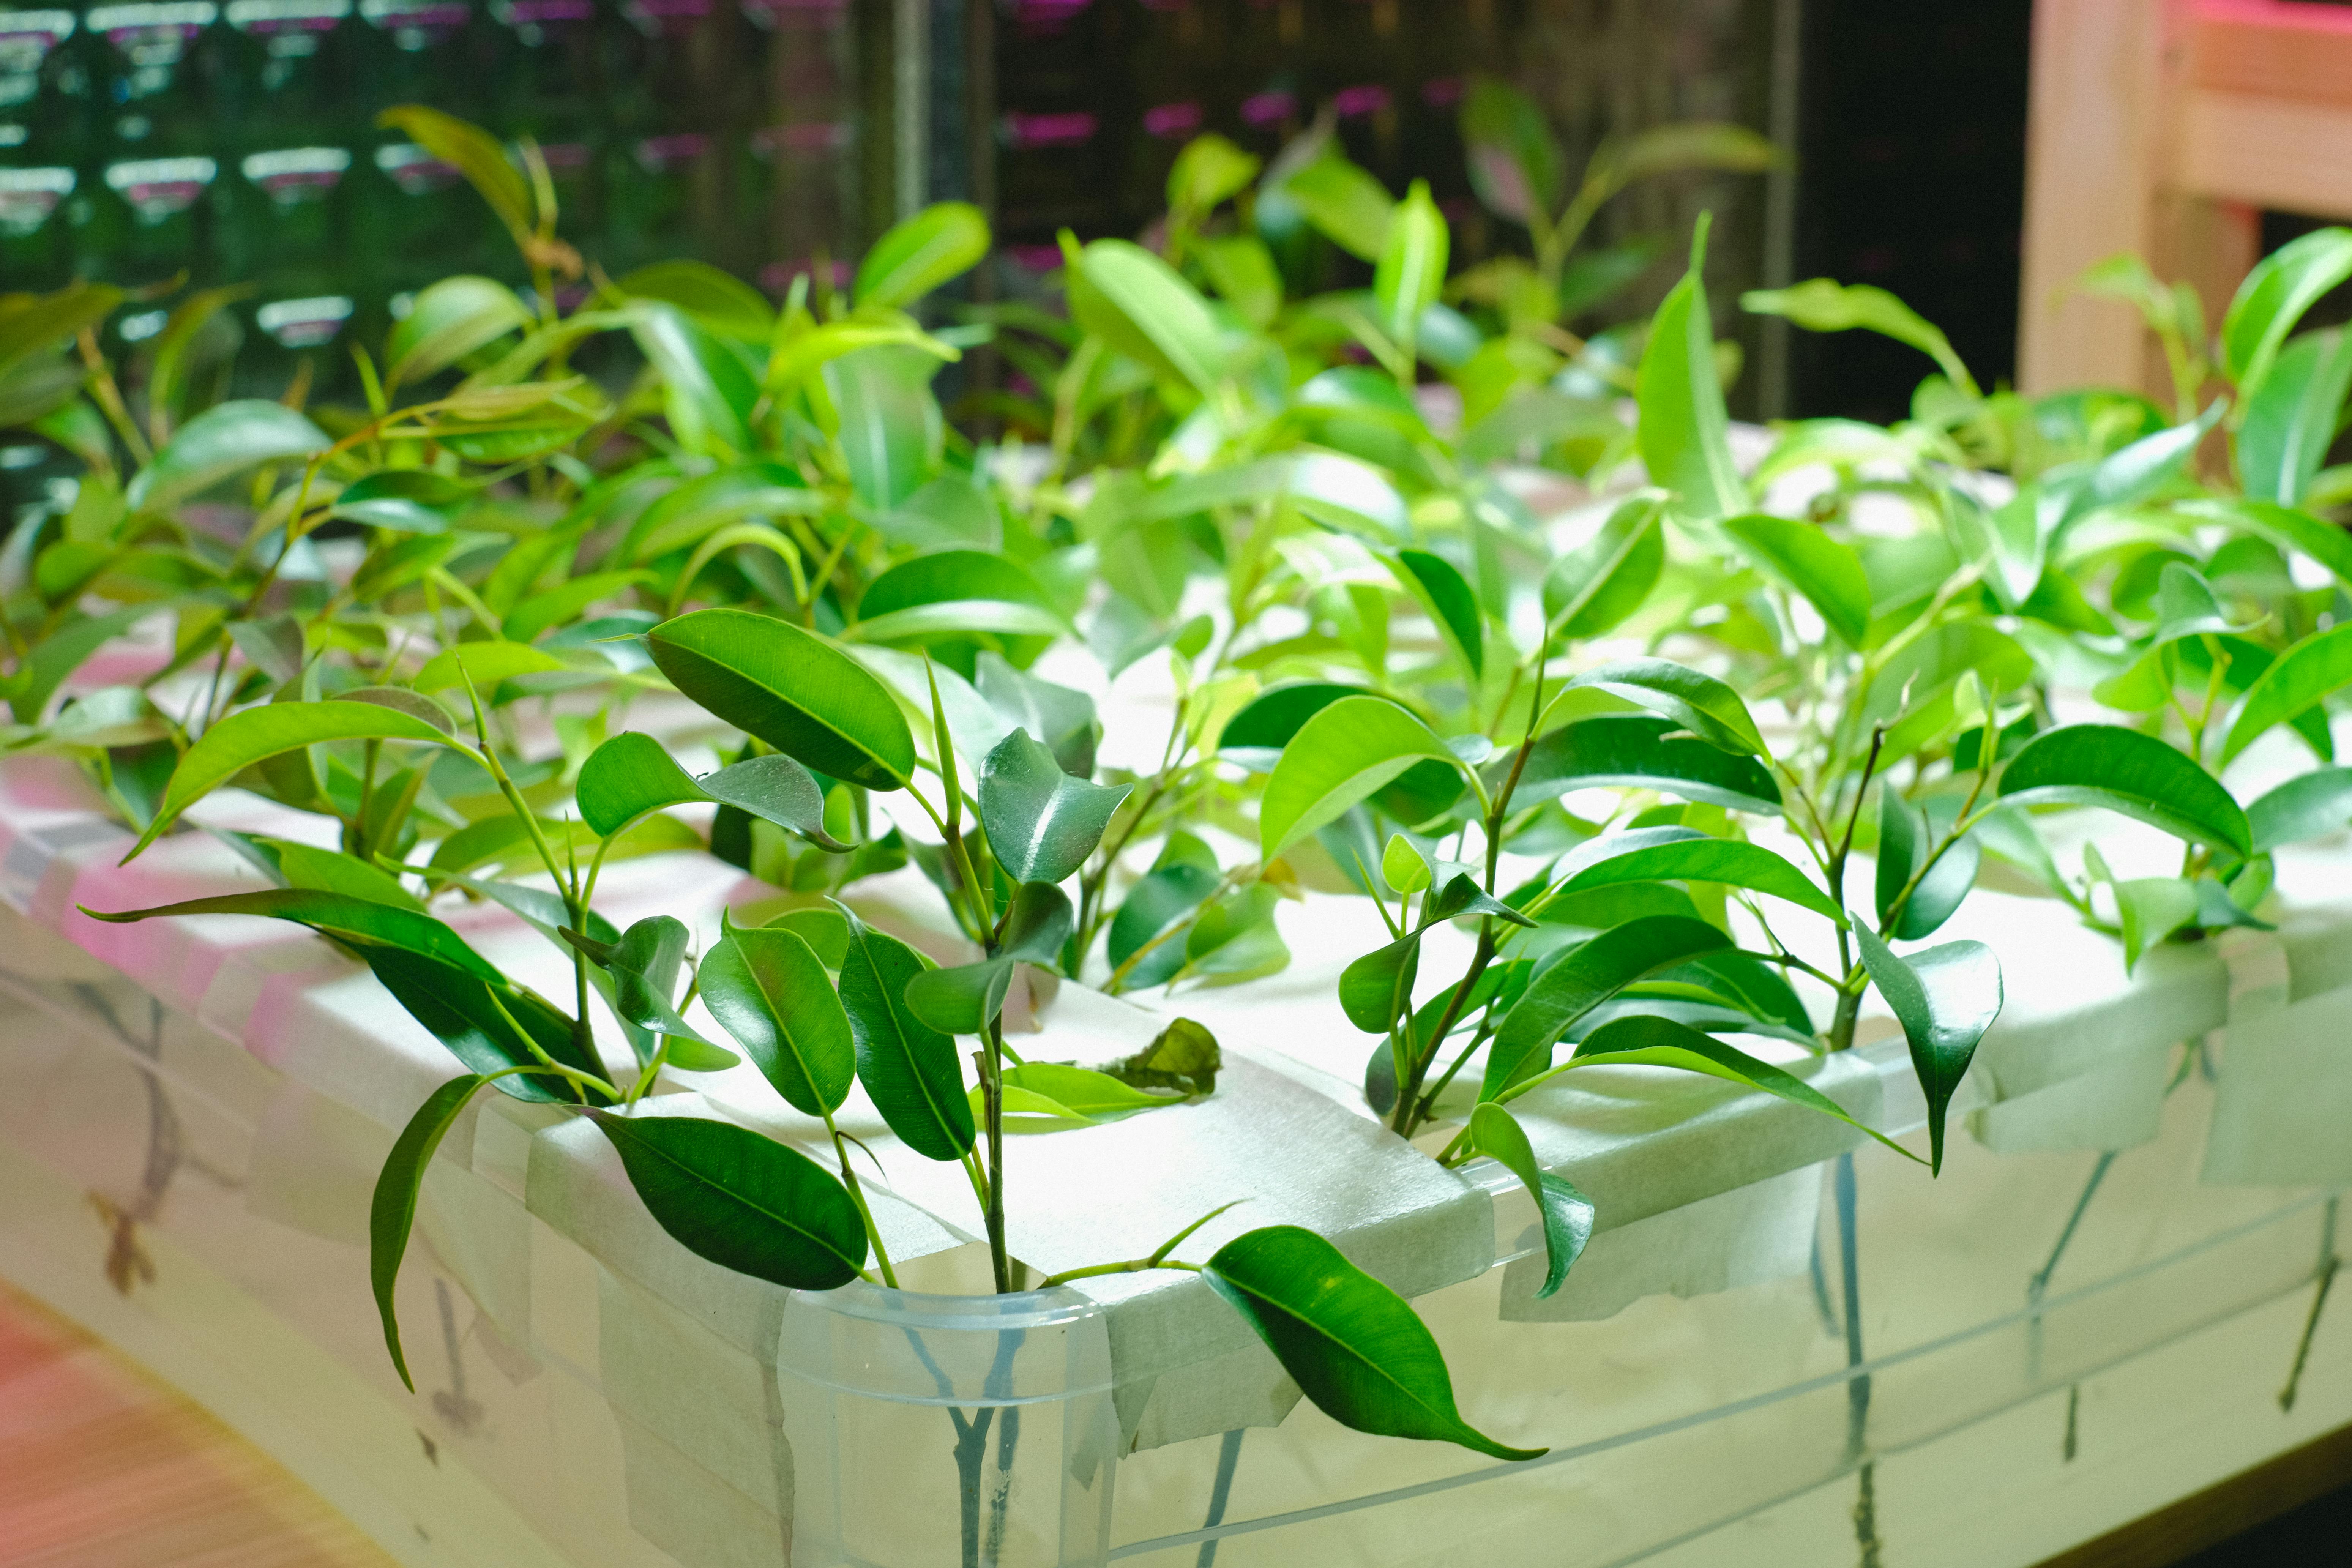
[829, 1118, 898, 1289]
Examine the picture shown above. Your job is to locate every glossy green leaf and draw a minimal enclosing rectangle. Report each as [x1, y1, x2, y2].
[853, 549, 1061, 645]
[1260, 696, 1454, 859]
[589, 1113, 867, 1289]
[1202, 1225, 1541, 1461]
[1178, 884, 1290, 986]
[1197, 234, 1284, 328]
[1376, 180, 1449, 346]
[371, 1073, 487, 1390]
[2248, 766, 2352, 851]
[333, 471, 475, 536]
[127, 399, 329, 513]
[2111, 876, 2199, 974]
[1391, 549, 1483, 677]
[1999, 724, 2249, 857]
[2185, 497, 2352, 589]
[1468, 1103, 1593, 1300]
[1636, 214, 1743, 524]
[2222, 622, 2352, 765]
[1339, 932, 1421, 1033]
[1547, 825, 1843, 922]
[571, 915, 732, 1066]
[1853, 926, 2000, 1174]
[1874, 790, 1978, 940]
[578, 731, 704, 838]
[1000, 880, 1074, 965]
[384, 276, 532, 386]
[833, 904, 974, 1160]
[1740, 278, 1975, 395]
[1551, 658, 1768, 756]
[123, 702, 462, 857]
[999, 1062, 1177, 1121]
[854, 202, 990, 310]
[2222, 226, 2352, 396]
[1506, 715, 1779, 814]
[621, 462, 819, 563]
[1522, 1013, 1918, 1163]
[825, 345, 944, 510]
[903, 956, 1015, 1035]
[700, 927, 854, 1115]
[630, 301, 758, 456]
[647, 609, 915, 790]
[1542, 493, 1664, 639]
[1108, 833, 1222, 989]
[699, 752, 845, 850]
[1723, 513, 1871, 645]
[978, 729, 1133, 886]
[271, 842, 425, 911]
[2239, 327, 2352, 505]
[81, 887, 499, 979]
[1381, 832, 1432, 895]
[365, 946, 609, 1104]
[1484, 914, 1734, 1098]
[0, 281, 125, 380]
[1072, 239, 1231, 394]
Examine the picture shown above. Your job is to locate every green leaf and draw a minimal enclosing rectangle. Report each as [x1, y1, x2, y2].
[854, 202, 990, 311]
[410, 640, 571, 695]
[700, 928, 854, 1115]
[1197, 235, 1284, 329]
[334, 472, 474, 535]
[1635, 214, 1743, 524]
[976, 652, 1098, 776]
[1167, 134, 1261, 216]
[128, 399, 329, 512]
[903, 956, 1015, 1036]
[577, 731, 704, 838]
[1000, 880, 1074, 965]
[1099, 1016, 1221, 1096]
[378, 104, 534, 240]
[1108, 833, 1222, 989]
[629, 302, 757, 457]
[699, 752, 845, 850]
[1525, 1014, 1918, 1163]
[2110, 877, 2199, 974]
[853, 549, 1061, 647]
[1506, 715, 1779, 814]
[2222, 622, 2352, 766]
[612, 259, 776, 342]
[2238, 328, 2352, 505]
[1550, 658, 1768, 756]
[1381, 832, 1432, 895]
[1260, 696, 1454, 860]
[825, 345, 944, 510]
[1999, 724, 2249, 857]
[2184, 497, 2352, 589]
[365, 946, 608, 1103]
[1852, 926, 2000, 1174]
[1340, 932, 1422, 1033]
[588, 1113, 867, 1289]
[647, 608, 915, 790]
[1741, 278, 1975, 395]
[2248, 766, 2352, 851]
[999, 1062, 1178, 1121]
[0, 281, 125, 382]
[1542, 493, 1664, 639]
[1544, 825, 1844, 923]
[2222, 226, 2352, 396]
[271, 842, 425, 911]
[1071, 239, 1232, 394]
[383, 276, 532, 386]
[1375, 180, 1449, 347]
[1723, 513, 1871, 646]
[1459, 77, 1565, 226]
[1484, 914, 1733, 1098]
[620, 461, 819, 563]
[833, 904, 974, 1159]
[1282, 157, 1395, 262]
[371, 1074, 487, 1390]
[1179, 884, 1290, 986]
[978, 729, 1133, 886]
[1202, 1225, 1541, 1461]
[1468, 1103, 1593, 1300]
[121, 702, 461, 857]
[1874, 790, 1978, 941]
[504, 569, 653, 646]
[571, 915, 732, 1065]
[1391, 549, 1483, 677]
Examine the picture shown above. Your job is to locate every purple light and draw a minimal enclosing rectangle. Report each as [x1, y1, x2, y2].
[1003, 110, 1098, 149]
[1239, 90, 1295, 126]
[1333, 83, 1391, 119]
[1143, 101, 1203, 140]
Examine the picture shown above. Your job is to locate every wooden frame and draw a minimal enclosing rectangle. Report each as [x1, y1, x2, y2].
[2019, 0, 2352, 396]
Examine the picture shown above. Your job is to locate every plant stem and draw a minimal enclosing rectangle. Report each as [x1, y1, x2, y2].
[830, 1120, 898, 1289]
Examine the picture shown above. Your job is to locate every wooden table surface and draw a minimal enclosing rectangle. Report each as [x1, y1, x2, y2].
[0, 1278, 395, 1568]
